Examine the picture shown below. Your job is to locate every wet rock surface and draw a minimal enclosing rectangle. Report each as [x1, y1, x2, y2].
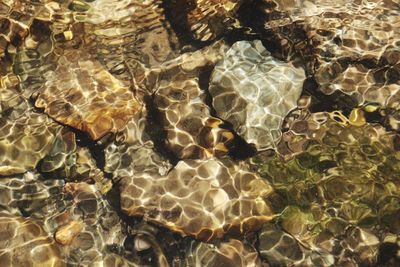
[34, 49, 142, 140]
[210, 39, 305, 150]
[0, 212, 64, 267]
[120, 158, 274, 241]
[0, 0, 400, 266]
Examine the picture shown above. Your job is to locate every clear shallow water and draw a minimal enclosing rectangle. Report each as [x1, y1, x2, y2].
[0, 0, 399, 266]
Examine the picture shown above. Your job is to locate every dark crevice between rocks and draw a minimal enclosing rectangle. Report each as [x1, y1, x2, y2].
[302, 77, 357, 116]
[161, 0, 213, 51]
[1, 47, 15, 75]
[223, 27, 262, 47]
[30, 19, 53, 43]
[198, 65, 219, 118]
[237, 0, 313, 64]
[18, 205, 31, 218]
[362, 106, 400, 134]
[162, 0, 256, 52]
[237, 0, 268, 32]
[143, 94, 180, 166]
[237, 0, 283, 56]
[104, 181, 160, 265]
[36, 124, 108, 182]
[302, 76, 400, 133]
[227, 133, 258, 160]
[253, 233, 265, 266]
[158, 0, 194, 54]
[70, 127, 107, 171]
[364, 108, 385, 124]
[30, 87, 110, 180]
[377, 241, 400, 266]
[102, 176, 161, 266]
[105, 184, 138, 227]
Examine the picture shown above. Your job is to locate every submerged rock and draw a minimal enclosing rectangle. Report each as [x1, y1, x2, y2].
[42, 182, 134, 266]
[0, 171, 64, 215]
[84, 0, 179, 83]
[120, 158, 274, 241]
[105, 105, 172, 182]
[0, 212, 64, 267]
[55, 220, 84, 246]
[2, 0, 400, 265]
[310, 11, 400, 108]
[154, 42, 234, 159]
[259, 223, 301, 265]
[185, 239, 261, 267]
[0, 171, 134, 266]
[0, 111, 61, 175]
[34, 50, 142, 140]
[210, 40, 305, 150]
[40, 128, 112, 194]
[250, 113, 400, 266]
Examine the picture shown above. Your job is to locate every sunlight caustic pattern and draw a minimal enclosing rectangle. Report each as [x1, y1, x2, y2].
[0, 0, 399, 266]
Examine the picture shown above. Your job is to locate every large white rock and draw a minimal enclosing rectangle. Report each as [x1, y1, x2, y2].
[209, 40, 305, 150]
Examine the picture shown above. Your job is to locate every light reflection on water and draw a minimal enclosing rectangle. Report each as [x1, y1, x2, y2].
[0, 0, 399, 266]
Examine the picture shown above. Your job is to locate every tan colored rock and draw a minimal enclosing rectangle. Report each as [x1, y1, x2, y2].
[35, 50, 142, 140]
[0, 212, 64, 267]
[55, 220, 84, 245]
[120, 158, 274, 241]
[154, 42, 235, 159]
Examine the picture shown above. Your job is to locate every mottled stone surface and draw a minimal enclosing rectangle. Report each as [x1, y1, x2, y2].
[250, 113, 400, 266]
[0, 212, 64, 267]
[263, 0, 400, 108]
[0, 111, 61, 175]
[0, 171, 64, 216]
[40, 129, 112, 193]
[84, 0, 179, 83]
[166, 0, 244, 42]
[258, 223, 311, 266]
[105, 106, 172, 182]
[210, 40, 305, 150]
[41, 182, 132, 266]
[120, 158, 274, 241]
[2, 0, 400, 266]
[309, 12, 400, 107]
[0, 172, 133, 266]
[154, 43, 234, 159]
[35, 50, 142, 140]
[0, 74, 28, 121]
[185, 239, 261, 267]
